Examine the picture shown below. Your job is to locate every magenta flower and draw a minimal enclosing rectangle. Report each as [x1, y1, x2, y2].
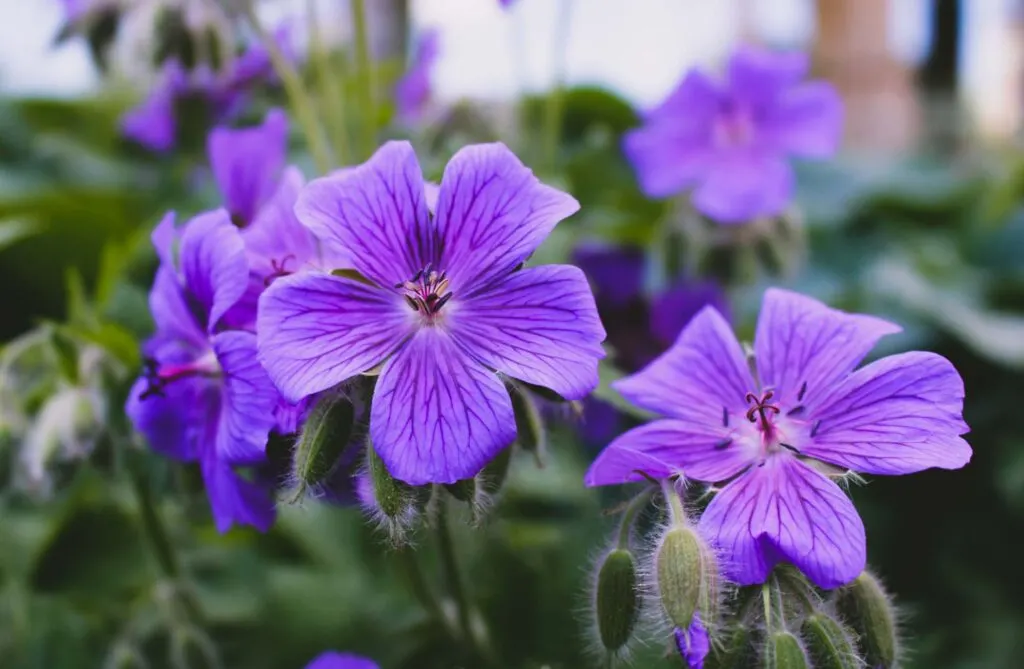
[623, 46, 842, 224]
[126, 211, 279, 532]
[675, 616, 710, 669]
[395, 28, 440, 123]
[305, 652, 377, 669]
[586, 289, 970, 588]
[258, 141, 605, 485]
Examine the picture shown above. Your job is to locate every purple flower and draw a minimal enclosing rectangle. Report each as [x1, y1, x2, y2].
[208, 108, 288, 228]
[258, 141, 605, 485]
[304, 652, 377, 669]
[675, 616, 710, 669]
[586, 288, 971, 588]
[121, 60, 189, 153]
[623, 45, 842, 223]
[395, 29, 440, 123]
[126, 210, 279, 532]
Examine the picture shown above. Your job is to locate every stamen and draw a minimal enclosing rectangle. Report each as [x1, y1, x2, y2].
[398, 265, 454, 316]
[787, 405, 805, 417]
[797, 381, 807, 402]
[810, 420, 822, 438]
[713, 438, 732, 450]
[721, 406, 729, 428]
[779, 442, 801, 454]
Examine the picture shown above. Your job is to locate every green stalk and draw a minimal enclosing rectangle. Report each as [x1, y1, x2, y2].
[542, 0, 573, 172]
[306, 0, 351, 166]
[616, 486, 654, 548]
[349, 0, 377, 159]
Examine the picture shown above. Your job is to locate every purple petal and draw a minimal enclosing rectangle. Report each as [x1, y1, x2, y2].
[585, 417, 754, 486]
[614, 306, 753, 423]
[207, 108, 288, 226]
[395, 29, 440, 122]
[451, 265, 606, 400]
[435, 143, 579, 292]
[761, 82, 843, 159]
[121, 79, 177, 153]
[650, 280, 730, 347]
[305, 651, 379, 669]
[152, 211, 177, 270]
[802, 352, 971, 475]
[699, 454, 865, 589]
[371, 328, 516, 485]
[727, 45, 809, 107]
[691, 149, 794, 223]
[212, 331, 279, 464]
[295, 141, 434, 288]
[257, 273, 413, 402]
[754, 288, 901, 408]
[125, 375, 205, 462]
[675, 616, 711, 669]
[571, 243, 645, 308]
[229, 22, 296, 89]
[578, 397, 621, 447]
[149, 266, 205, 350]
[200, 450, 276, 533]
[178, 209, 249, 331]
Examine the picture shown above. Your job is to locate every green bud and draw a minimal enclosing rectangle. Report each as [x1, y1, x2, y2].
[594, 548, 640, 652]
[367, 440, 414, 519]
[764, 631, 809, 669]
[444, 477, 476, 503]
[838, 571, 898, 668]
[511, 388, 546, 466]
[801, 612, 860, 669]
[289, 394, 355, 501]
[655, 526, 718, 629]
[706, 623, 756, 669]
[479, 445, 512, 496]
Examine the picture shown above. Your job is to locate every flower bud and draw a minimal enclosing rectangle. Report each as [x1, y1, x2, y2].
[764, 631, 809, 669]
[511, 387, 546, 466]
[655, 526, 718, 630]
[706, 623, 755, 669]
[367, 440, 415, 520]
[837, 571, 898, 668]
[289, 394, 355, 501]
[801, 612, 860, 669]
[444, 477, 476, 503]
[479, 445, 512, 496]
[593, 548, 640, 653]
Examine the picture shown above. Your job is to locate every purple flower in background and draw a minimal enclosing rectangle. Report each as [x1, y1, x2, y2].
[126, 211, 279, 532]
[586, 288, 971, 588]
[395, 29, 440, 123]
[675, 616, 710, 669]
[623, 46, 842, 223]
[258, 141, 605, 485]
[304, 652, 378, 669]
[121, 60, 188, 153]
[208, 108, 288, 228]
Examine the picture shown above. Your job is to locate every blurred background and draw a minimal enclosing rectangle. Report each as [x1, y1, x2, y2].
[2, 1, 1024, 668]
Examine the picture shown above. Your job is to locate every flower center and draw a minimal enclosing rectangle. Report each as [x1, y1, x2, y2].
[397, 264, 452, 316]
[713, 105, 755, 148]
[140, 352, 220, 400]
[745, 389, 780, 439]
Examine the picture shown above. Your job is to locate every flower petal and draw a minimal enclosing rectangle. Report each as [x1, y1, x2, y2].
[585, 418, 754, 487]
[699, 455, 865, 589]
[200, 451, 276, 533]
[125, 375, 204, 462]
[649, 280, 730, 347]
[691, 149, 794, 223]
[435, 143, 579, 292]
[212, 331, 279, 464]
[762, 82, 843, 158]
[120, 64, 180, 153]
[207, 108, 288, 226]
[149, 266, 206, 350]
[802, 351, 971, 475]
[257, 273, 413, 402]
[295, 141, 434, 288]
[675, 616, 710, 669]
[451, 265, 605, 400]
[571, 243, 646, 308]
[305, 652, 379, 669]
[727, 45, 808, 106]
[178, 209, 249, 331]
[614, 306, 753, 423]
[152, 211, 177, 270]
[371, 328, 515, 485]
[754, 288, 901, 408]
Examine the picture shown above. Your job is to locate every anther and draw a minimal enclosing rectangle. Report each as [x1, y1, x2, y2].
[810, 420, 822, 438]
[713, 438, 732, 450]
[797, 381, 807, 402]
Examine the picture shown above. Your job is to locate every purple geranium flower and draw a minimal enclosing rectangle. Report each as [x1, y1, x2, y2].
[126, 210, 279, 532]
[395, 28, 440, 123]
[675, 616, 710, 669]
[305, 652, 377, 669]
[623, 45, 842, 224]
[258, 141, 606, 485]
[586, 288, 971, 588]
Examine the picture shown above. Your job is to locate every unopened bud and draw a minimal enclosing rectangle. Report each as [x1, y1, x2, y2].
[367, 441, 415, 520]
[764, 631, 809, 669]
[289, 394, 355, 501]
[594, 548, 640, 653]
[479, 445, 512, 496]
[511, 387, 546, 466]
[801, 612, 860, 669]
[444, 477, 476, 503]
[837, 571, 898, 669]
[706, 623, 755, 669]
[655, 526, 718, 630]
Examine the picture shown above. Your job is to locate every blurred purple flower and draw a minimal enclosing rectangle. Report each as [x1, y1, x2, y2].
[623, 45, 842, 224]
[586, 288, 971, 588]
[121, 60, 188, 153]
[305, 652, 378, 669]
[258, 141, 605, 485]
[395, 28, 440, 123]
[675, 616, 710, 669]
[126, 211, 280, 532]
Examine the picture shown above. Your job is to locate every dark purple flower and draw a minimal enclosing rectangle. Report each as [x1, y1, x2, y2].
[675, 616, 710, 669]
[586, 288, 971, 588]
[126, 210, 279, 532]
[572, 242, 646, 309]
[395, 28, 440, 123]
[623, 45, 842, 223]
[650, 280, 731, 348]
[304, 652, 377, 669]
[121, 60, 188, 153]
[258, 141, 605, 485]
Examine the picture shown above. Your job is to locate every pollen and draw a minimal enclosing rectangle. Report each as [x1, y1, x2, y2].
[397, 264, 453, 315]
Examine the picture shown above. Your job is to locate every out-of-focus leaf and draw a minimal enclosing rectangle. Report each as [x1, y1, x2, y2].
[0, 218, 42, 251]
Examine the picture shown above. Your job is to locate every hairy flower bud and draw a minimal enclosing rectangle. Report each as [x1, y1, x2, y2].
[511, 387, 546, 465]
[801, 612, 860, 669]
[655, 525, 719, 630]
[706, 623, 755, 669]
[289, 394, 355, 501]
[837, 571, 898, 668]
[593, 548, 640, 653]
[367, 441, 415, 520]
[764, 631, 809, 669]
[444, 477, 476, 503]
[479, 445, 513, 496]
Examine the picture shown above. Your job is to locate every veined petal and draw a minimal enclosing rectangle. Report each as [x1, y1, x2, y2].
[614, 306, 753, 423]
[451, 265, 605, 400]
[125, 375, 205, 462]
[371, 328, 516, 485]
[691, 149, 793, 223]
[761, 82, 843, 158]
[257, 273, 413, 402]
[207, 108, 288, 226]
[699, 455, 865, 589]
[200, 451, 276, 533]
[727, 46, 809, 106]
[295, 141, 434, 288]
[802, 351, 971, 475]
[584, 418, 755, 487]
[152, 211, 177, 270]
[178, 209, 249, 331]
[305, 652, 379, 669]
[435, 143, 579, 293]
[754, 288, 901, 408]
[149, 266, 205, 350]
[623, 123, 717, 199]
[212, 331, 278, 464]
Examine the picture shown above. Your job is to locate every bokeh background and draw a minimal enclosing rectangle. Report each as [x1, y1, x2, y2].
[2, 1, 1024, 668]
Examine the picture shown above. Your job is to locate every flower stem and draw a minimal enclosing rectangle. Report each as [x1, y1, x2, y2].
[349, 0, 377, 160]
[661, 478, 687, 528]
[542, 0, 573, 172]
[616, 486, 654, 549]
[306, 0, 350, 166]
[397, 547, 449, 632]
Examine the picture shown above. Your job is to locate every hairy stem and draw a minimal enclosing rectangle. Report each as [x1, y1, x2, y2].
[616, 486, 655, 548]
